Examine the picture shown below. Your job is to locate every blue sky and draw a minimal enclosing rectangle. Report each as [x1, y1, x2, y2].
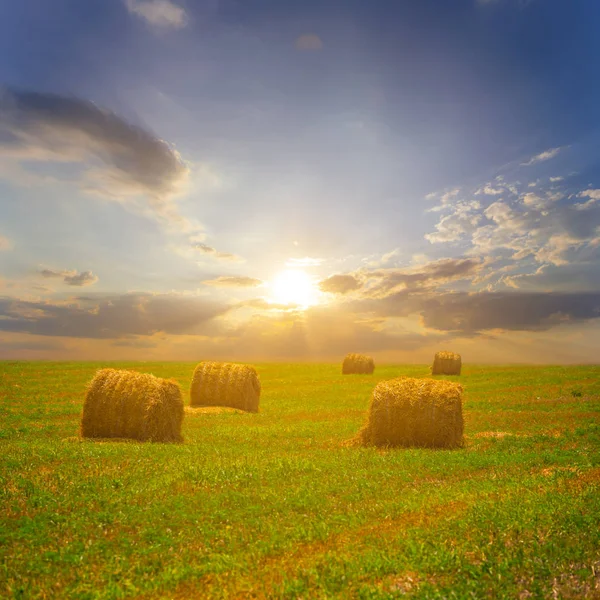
[1, 0, 600, 361]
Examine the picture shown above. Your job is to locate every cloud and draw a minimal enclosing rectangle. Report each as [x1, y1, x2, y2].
[192, 243, 243, 262]
[426, 173, 600, 271]
[125, 0, 187, 29]
[0, 235, 12, 251]
[550, 176, 564, 183]
[319, 274, 362, 294]
[476, 185, 503, 196]
[0, 88, 190, 227]
[202, 276, 263, 288]
[365, 248, 402, 267]
[578, 189, 600, 204]
[0, 293, 228, 338]
[426, 188, 462, 212]
[295, 34, 323, 51]
[419, 291, 600, 334]
[39, 268, 99, 287]
[521, 147, 562, 166]
[364, 258, 482, 298]
[425, 200, 482, 243]
[319, 257, 482, 299]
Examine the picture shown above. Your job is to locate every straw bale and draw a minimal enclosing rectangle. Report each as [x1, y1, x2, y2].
[431, 351, 462, 375]
[356, 377, 464, 448]
[342, 353, 375, 375]
[81, 368, 184, 442]
[190, 361, 261, 412]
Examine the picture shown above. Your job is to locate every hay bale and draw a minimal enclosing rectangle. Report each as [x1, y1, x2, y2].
[432, 351, 462, 375]
[342, 353, 375, 375]
[356, 377, 464, 448]
[190, 361, 261, 412]
[81, 369, 184, 442]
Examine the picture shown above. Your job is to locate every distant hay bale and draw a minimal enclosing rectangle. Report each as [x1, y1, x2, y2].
[342, 353, 375, 375]
[432, 351, 462, 375]
[81, 369, 184, 442]
[190, 361, 261, 412]
[356, 377, 464, 448]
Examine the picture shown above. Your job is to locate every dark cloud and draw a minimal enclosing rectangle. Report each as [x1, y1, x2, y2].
[319, 274, 362, 294]
[347, 286, 600, 335]
[40, 268, 98, 287]
[420, 291, 600, 334]
[0, 88, 189, 222]
[202, 276, 263, 288]
[0, 293, 228, 338]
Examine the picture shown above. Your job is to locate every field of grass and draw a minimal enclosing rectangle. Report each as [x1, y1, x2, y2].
[1, 362, 600, 599]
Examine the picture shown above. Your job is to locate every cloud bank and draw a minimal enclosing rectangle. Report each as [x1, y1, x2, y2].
[0, 88, 190, 226]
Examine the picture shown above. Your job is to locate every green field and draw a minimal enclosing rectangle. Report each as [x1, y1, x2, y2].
[1, 362, 600, 599]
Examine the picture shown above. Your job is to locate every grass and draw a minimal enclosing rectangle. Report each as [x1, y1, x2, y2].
[1, 362, 599, 599]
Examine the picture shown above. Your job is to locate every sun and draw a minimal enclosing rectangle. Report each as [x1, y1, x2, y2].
[269, 269, 319, 307]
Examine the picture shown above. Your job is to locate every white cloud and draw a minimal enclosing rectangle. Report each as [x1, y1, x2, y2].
[125, 0, 187, 29]
[426, 188, 461, 212]
[426, 173, 600, 275]
[521, 190, 562, 211]
[425, 200, 482, 244]
[550, 176, 564, 183]
[476, 185, 503, 196]
[575, 189, 600, 211]
[579, 189, 600, 200]
[521, 147, 562, 166]
[534, 234, 582, 267]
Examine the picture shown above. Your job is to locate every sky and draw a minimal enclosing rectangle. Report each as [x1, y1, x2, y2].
[1, 0, 600, 363]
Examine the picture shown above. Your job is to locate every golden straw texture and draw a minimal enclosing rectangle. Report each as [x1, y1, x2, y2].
[356, 377, 464, 448]
[190, 361, 261, 412]
[81, 369, 184, 442]
[342, 353, 375, 375]
[432, 351, 462, 375]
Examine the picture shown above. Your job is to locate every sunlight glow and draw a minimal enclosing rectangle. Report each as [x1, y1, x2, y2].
[269, 269, 319, 308]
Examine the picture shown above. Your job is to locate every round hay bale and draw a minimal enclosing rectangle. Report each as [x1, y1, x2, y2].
[356, 377, 464, 448]
[431, 351, 462, 375]
[190, 361, 261, 412]
[342, 353, 375, 375]
[81, 369, 184, 442]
